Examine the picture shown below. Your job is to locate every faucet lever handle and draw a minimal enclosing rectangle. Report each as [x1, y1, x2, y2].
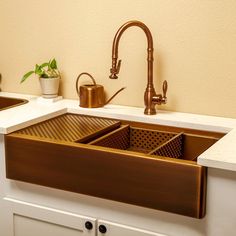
[162, 80, 167, 98]
[162, 80, 168, 103]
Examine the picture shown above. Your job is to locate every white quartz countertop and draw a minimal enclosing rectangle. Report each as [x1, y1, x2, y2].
[1, 92, 236, 172]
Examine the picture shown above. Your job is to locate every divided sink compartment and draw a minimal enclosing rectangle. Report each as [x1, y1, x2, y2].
[0, 96, 28, 111]
[89, 124, 218, 161]
[89, 125, 178, 154]
[5, 113, 224, 218]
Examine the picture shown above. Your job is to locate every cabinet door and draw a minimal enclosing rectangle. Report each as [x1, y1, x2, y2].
[97, 220, 168, 236]
[4, 197, 96, 236]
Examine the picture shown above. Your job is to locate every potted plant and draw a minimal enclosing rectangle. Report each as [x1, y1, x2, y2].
[21, 58, 61, 98]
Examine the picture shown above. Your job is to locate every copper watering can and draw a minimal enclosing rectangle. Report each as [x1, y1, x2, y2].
[76, 72, 125, 108]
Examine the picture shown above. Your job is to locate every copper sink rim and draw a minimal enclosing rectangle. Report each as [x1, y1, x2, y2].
[0, 96, 28, 111]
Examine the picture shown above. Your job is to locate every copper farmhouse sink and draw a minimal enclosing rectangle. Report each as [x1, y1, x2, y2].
[0, 96, 28, 111]
[5, 113, 225, 218]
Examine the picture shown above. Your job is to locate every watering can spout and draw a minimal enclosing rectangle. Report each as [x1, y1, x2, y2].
[105, 87, 126, 105]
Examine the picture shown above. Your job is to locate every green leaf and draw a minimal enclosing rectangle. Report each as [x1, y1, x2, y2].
[40, 62, 49, 68]
[35, 64, 43, 75]
[50, 58, 57, 69]
[35, 64, 40, 72]
[20, 58, 59, 83]
[20, 71, 34, 83]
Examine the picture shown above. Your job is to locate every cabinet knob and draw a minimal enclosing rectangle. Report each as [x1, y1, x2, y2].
[85, 221, 93, 230]
[99, 224, 107, 234]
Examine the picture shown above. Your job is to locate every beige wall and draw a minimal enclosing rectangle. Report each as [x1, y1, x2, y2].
[1, 0, 236, 118]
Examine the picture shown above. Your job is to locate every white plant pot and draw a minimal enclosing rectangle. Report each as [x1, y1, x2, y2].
[39, 77, 60, 98]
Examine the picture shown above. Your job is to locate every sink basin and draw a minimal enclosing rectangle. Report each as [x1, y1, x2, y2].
[5, 113, 224, 218]
[89, 124, 218, 161]
[0, 96, 28, 111]
[89, 125, 178, 154]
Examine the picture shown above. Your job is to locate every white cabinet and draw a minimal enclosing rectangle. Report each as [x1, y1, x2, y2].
[97, 220, 168, 236]
[3, 197, 96, 236]
[3, 197, 168, 236]
[14, 215, 92, 236]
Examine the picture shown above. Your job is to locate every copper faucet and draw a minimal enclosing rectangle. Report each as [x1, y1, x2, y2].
[109, 20, 167, 115]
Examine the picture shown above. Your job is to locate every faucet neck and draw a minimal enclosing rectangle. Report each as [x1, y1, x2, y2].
[110, 20, 167, 115]
[112, 20, 154, 57]
[111, 21, 154, 86]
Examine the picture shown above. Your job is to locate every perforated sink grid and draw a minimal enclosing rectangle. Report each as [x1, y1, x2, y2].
[89, 125, 179, 154]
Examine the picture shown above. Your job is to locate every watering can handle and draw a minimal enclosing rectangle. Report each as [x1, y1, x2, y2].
[76, 72, 97, 97]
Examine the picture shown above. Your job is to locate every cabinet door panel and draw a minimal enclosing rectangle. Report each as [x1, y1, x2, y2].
[4, 197, 96, 236]
[14, 214, 85, 236]
[97, 220, 168, 236]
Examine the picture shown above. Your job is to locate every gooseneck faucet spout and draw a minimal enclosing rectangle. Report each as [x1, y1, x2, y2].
[109, 20, 167, 115]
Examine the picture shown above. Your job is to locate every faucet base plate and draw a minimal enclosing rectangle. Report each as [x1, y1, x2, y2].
[144, 107, 157, 115]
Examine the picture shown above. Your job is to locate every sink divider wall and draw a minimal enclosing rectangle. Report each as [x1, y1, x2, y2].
[149, 132, 183, 158]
